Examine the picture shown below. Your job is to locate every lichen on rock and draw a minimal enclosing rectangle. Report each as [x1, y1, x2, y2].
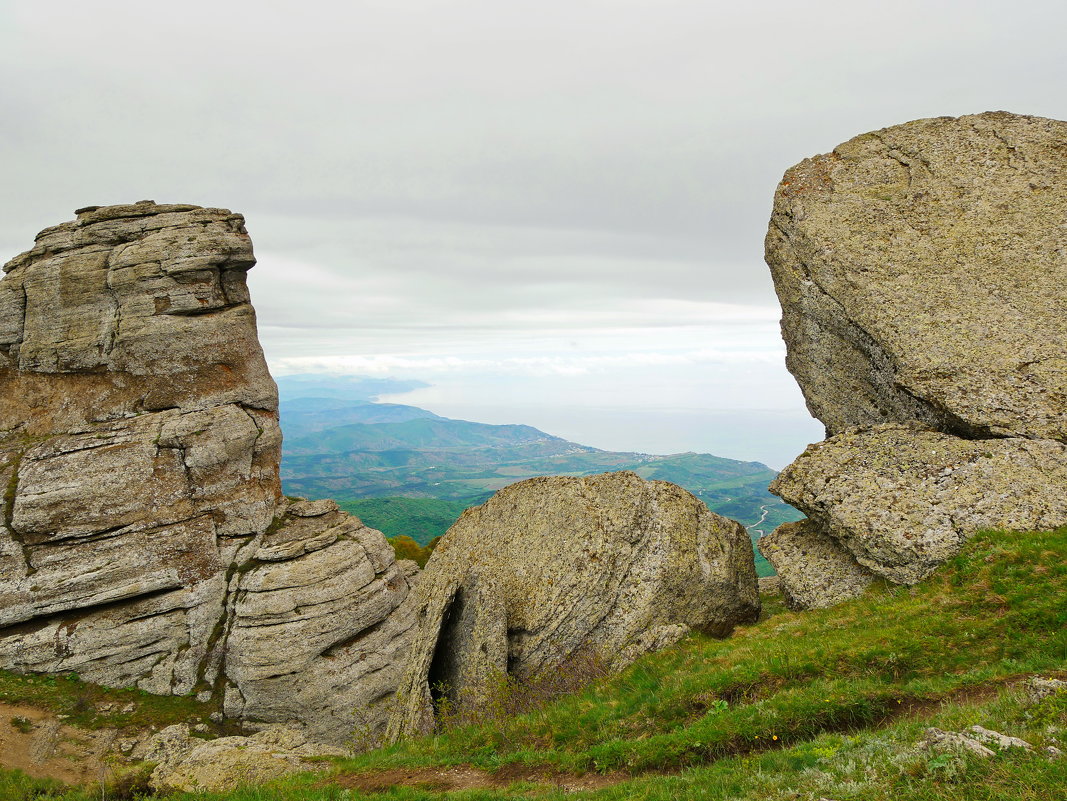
[388, 471, 760, 739]
[757, 519, 875, 609]
[764, 112, 1067, 607]
[767, 112, 1067, 441]
[770, 426, 1067, 585]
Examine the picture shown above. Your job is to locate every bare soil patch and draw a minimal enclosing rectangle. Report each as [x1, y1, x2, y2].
[0, 700, 119, 786]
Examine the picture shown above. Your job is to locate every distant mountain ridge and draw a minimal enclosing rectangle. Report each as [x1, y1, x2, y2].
[275, 375, 803, 575]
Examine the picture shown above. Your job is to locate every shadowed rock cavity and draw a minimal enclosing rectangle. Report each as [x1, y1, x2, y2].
[388, 472, 760, 739]
[0, 202, 415, 745]
[763, 112, 1067, 605]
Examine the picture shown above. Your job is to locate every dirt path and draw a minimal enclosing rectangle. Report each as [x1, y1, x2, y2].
[335, 763, 621, 795]
[0, 701, 122, 786]
[330, 672, 1063, 795]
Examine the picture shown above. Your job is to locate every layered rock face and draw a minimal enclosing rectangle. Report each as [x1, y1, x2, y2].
[224, 499, 416, 744]
[388, 471, 759, 738]
[762, 112, 1067, 605]
[0, 202, 414, 744]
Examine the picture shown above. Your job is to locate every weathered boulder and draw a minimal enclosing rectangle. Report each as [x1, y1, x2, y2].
[0, 202, 414, 744]
[757, 520, 875, 608]
[767, 112, 1067, 441]
[224, 498, 417, 745]
[139, 724, 343, 793]
[771, 426, 1067, 584]
[388, 471, 759, 738]
[764, 113, 1067, 606]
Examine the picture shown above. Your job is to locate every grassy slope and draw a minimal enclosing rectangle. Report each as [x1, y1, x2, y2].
[6, 527, 1064, 800]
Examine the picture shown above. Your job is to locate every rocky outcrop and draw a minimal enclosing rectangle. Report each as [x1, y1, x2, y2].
[770, 426, 1067, 584]
[0, 202, 414, 744]
[767, 112, 1066, 441]
[224, 498, 416, 744]
[757, 520, 875, 609]
[138, 723, 345, 793]
[388, 471, 759, 738]
[764, 113, 1067, 603]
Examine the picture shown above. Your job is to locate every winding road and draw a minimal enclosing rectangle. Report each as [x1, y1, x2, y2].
[745, 504, 772, 538]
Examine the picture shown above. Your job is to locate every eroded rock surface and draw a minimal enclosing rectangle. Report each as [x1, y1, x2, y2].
[0, 202, 413, 744]
[767, 112, 1067, 441]
[757, 520, 875, 608]
[388, 471, 759, 738]
[765, 113, 1067, 606]
[224, 498, 416, 745]
[139, 723, 344, 794]
[771, 426, 1067, 584]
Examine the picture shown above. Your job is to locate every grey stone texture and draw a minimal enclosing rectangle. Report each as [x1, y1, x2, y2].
[757, 520, 875, 608]
[771, 426, 1067, 584]
[388, 471, 760, 739]
[0, 202, 414, 744]
[765, 113, 1067, 606]
[138, 723, 344, 793]
[767, 112, 1067, 441]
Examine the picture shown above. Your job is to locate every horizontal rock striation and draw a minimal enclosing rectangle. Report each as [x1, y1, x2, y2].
[388, 471, 759, 739]
[0, 202, 414, 744]
[224, 499, 416, 744]
[764, 113, 1067, 604]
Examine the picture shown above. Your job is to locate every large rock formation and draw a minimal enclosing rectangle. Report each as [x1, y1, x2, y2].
[770, 426, 1067, 585]
[766, 111, 1066, 441]
[762, 112, 1067, 603]
[388, 472, 759, 738]
[0, 202, 414, 744]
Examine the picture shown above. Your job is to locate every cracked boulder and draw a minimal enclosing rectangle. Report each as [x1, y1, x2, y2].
[763, 113, 1067, 606]
[0, 202, 414, 744]
[756, 520, 876, 609]
[388, 471, 759, 739]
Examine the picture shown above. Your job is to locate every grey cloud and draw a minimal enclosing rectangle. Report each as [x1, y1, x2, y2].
[3, 0, 1066, 362]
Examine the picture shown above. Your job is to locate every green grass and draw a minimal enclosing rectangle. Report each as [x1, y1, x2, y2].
[0, 670, 219, 732]
[4, 528, 1065, 800]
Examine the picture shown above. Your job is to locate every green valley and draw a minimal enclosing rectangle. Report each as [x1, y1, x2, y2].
[276, 376, 803, 576]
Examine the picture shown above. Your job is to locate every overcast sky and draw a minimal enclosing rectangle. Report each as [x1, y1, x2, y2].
[3, 1, 1065, 467]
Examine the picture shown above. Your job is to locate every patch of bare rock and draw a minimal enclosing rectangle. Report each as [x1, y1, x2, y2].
[760, 112, 1067, 608]
[920, 725, 1063, 760]
[388, 472, 759, 738]
[136, 723, 345, 793]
